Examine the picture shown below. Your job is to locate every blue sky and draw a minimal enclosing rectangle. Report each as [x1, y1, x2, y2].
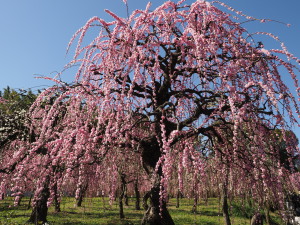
[0, 0, 300, 136]
[0, 0, 299, 91]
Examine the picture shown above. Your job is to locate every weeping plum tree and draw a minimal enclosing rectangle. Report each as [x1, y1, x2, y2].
[1, 0, 300, 224]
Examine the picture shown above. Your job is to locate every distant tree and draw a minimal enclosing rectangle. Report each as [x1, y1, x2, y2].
[0, 86, 37, 114]
[0, 87, 37, 150]
[1, 1, 300, 224]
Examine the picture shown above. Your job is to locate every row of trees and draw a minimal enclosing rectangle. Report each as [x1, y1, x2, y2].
[1, 0, 300, 224]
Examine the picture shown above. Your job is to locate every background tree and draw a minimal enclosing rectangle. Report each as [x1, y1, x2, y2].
[0, 87, 37, 150]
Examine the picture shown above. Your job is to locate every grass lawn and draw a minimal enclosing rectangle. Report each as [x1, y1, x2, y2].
[0, 196, 283, 224]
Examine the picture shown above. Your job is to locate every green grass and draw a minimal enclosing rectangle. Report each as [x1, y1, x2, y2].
[0, 197, 283, 224]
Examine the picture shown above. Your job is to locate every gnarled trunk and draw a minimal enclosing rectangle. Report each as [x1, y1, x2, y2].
[28, 185, 50, 224]
[141, 177, 174, 225]
[141, 137, 175, 225]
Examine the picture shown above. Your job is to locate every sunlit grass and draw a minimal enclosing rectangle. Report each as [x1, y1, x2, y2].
[0, 197, 283, 224]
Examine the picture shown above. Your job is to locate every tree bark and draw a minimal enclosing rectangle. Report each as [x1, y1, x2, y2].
[15, 194, 23, 206]
[264, 204, 270, 225]
[75, 183, 88, 207]
[176, 189, 182, 208]
[28, 185, 50, 224]
[76, 193, 84, 207]
[221, 182, 231, 225]
[27, 194, 33, 210]
[141, 178, 175, 225]
[251, 212, 263, 225]
[53, 182, 61, 213]
[119, 173, 126, 219]
[192, 194, 198, 213]
[134, 179, 141, 210]
[143, 191, 151, 210]
[119, 194, 125, 219]
[124, 186, 129, 206]
[140, 137, 175, 225]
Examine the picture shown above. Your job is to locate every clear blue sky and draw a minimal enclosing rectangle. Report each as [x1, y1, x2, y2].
[1, 0, 299, 91]
[1, 0, 300, 136]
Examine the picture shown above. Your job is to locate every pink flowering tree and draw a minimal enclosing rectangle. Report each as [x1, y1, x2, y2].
[65, 0, 299, 223]
[1, 0, 300, 224]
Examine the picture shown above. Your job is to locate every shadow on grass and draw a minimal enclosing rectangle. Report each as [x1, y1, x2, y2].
[50, 210, 143, 220]
[173, 217, 218, 225]
[55, 219, 137, 225]
[59, 220, 134, 225]
[169, 208, 220, 217]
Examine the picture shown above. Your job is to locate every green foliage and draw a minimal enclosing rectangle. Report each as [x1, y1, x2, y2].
[0, 86, 38, 148]
[0, 197, 283, 224]
[0, 86, 37, 115]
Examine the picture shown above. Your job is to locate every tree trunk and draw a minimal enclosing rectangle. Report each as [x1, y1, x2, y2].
[54, 196, 61, 213]
[28, 185, 50, 224]
[27, 194, 33, 210]
[76, 194, 84, 207]
[265, 204, 270, 225]
[119, 194, 125, 219]
[53, 183, 61, 213]
[141, 176, 174, 225]
[124, 186, 129, 206]
[134, 179, 141, 210]
[75, 183, 88, 207]
[15, 194, 23, 206]
[119, 173, 126, 219]
[176, 189, 181, 208]
[251, 212, 263, 225]
[143, 191, 151, 210]
[140, 137, 175, 225]
[192, 194, 198, 213]
[221, 182, 231, 225]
